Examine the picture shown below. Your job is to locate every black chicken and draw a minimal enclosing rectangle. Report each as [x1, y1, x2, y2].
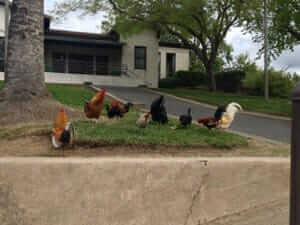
[179, 108, 192, 128]
[150, 95, 168, 124]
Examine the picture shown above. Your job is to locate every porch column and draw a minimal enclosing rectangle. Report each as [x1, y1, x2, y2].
[65, 51, 69, 73]
[93, 56, 96, 75]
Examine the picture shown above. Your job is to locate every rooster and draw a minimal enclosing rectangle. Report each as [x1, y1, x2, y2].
[198, 103, 242, 129]
[218, 102, 243, 129]
[150, 95, 168, 124]
[106, 101, 133, 119]
[172, 108, 193, 130]
[84, 88, 106, 121]
[136, 112, 151, 128]
[179, 108, 192, 128]
[51, 108, 74, 151]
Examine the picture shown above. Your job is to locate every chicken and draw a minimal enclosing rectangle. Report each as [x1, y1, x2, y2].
[106, 101, 133, 119]
[84, 88, 106, 120]
[136, 112, 151, 128]
[197, 103, 242, 130]
[150, 95, 168, 124]
[51, 108, 74, 151]
[179, 108, 192, 128]
[218, 102, 242, 129]
[197, 117, 219, 129]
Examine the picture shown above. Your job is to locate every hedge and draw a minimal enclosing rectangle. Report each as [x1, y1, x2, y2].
[159, 70, 245, 92]
[159, 71, 208, 88]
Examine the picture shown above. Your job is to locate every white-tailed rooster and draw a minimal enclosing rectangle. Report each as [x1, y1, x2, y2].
[51, 108, 74, 150]
[198, 102, 242, 130]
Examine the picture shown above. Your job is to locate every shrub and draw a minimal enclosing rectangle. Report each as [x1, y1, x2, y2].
[175, 71, 209, 86]
[159, 77, 182, 88]
[242, 69, 295, 98]
[159, 71, 208, 88]
[216, 70, 246, 92]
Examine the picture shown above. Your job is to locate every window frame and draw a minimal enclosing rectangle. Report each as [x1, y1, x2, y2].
[134, 46, 147, 70]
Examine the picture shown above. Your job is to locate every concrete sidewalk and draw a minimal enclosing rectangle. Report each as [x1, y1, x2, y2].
[101, 86, 291, 144]
[0, 157, 289, 225]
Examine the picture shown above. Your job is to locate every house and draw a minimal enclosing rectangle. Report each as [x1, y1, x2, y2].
[159, 41, 190, 79]
[0, 2, 190, 88]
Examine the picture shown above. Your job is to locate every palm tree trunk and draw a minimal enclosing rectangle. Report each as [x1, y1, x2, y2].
[1, 0, 48, 102]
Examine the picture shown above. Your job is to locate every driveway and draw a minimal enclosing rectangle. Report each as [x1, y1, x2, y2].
[102, 86, 291, 144]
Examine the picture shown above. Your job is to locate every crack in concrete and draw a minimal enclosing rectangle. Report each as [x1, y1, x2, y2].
[183, 172, 209, 225]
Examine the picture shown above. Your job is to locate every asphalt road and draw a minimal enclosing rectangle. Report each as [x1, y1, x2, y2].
[102, 86, 291, 144]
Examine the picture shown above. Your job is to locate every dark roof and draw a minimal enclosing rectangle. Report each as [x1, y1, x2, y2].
[46, 29, 119, 41]
[159, 41, 191, 49]
[45, 34, 124, 48]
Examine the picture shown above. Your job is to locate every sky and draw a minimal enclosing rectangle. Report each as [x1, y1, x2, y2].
[45, 0, 300, 74]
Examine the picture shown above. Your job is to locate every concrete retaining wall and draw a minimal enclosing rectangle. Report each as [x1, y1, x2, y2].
[0, 72, 145, 87]
[0, 157, 289, 225]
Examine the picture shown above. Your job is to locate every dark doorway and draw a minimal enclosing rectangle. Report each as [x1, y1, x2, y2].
[96, 56, 109, 75]
[69, 54, 93, 74]
[52, 52, 66, 73]
[166, 53, 176, 77]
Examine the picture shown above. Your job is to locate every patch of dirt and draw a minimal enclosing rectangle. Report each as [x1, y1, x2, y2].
[0, 97, 85, 126]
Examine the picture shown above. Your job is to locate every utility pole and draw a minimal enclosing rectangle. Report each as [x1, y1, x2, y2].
[263, 0, 269, 100]
[4, 0, 9, 79]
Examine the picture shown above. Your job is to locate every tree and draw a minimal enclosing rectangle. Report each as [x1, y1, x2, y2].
[190, 41, 234, 73]
[51, 0, 247, 91]
[243, 0, 300, 58]
[1, 0, 48, 101]
[0, 0, 75, 125]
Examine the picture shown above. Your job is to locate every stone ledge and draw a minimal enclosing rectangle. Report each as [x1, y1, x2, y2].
[0, 157, 289, 225]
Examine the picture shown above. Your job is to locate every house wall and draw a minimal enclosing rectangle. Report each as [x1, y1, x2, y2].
[0, 6, 5, 37]
[0, 71, 144, 87]
[120, 30, 159, 88]
[159, 47, 190, 79]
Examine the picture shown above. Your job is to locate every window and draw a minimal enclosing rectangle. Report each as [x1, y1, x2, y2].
[135, 46, 146, 70]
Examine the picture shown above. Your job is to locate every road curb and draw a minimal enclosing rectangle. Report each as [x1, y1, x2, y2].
[145, 88, 291, 121]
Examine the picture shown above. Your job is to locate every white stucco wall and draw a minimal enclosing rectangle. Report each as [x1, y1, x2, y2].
[0, 72, 145, 87]
[159, 46, 190, 79]
[0, 6, 5, 37]
[121, 30, 159, 88]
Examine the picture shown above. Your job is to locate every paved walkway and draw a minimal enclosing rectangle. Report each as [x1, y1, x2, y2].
[102, 86, 291, 144]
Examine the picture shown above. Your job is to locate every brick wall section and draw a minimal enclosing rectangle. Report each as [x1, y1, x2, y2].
[121, 29, 159, 88]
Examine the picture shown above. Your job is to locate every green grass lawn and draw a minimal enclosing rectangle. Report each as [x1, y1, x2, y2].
[73, 111, 248, 149]
[158, 88, 291, 117]
[47, 84, 95, 109]
[0, 81, 94, 109]
[0, 81, 248, 149]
